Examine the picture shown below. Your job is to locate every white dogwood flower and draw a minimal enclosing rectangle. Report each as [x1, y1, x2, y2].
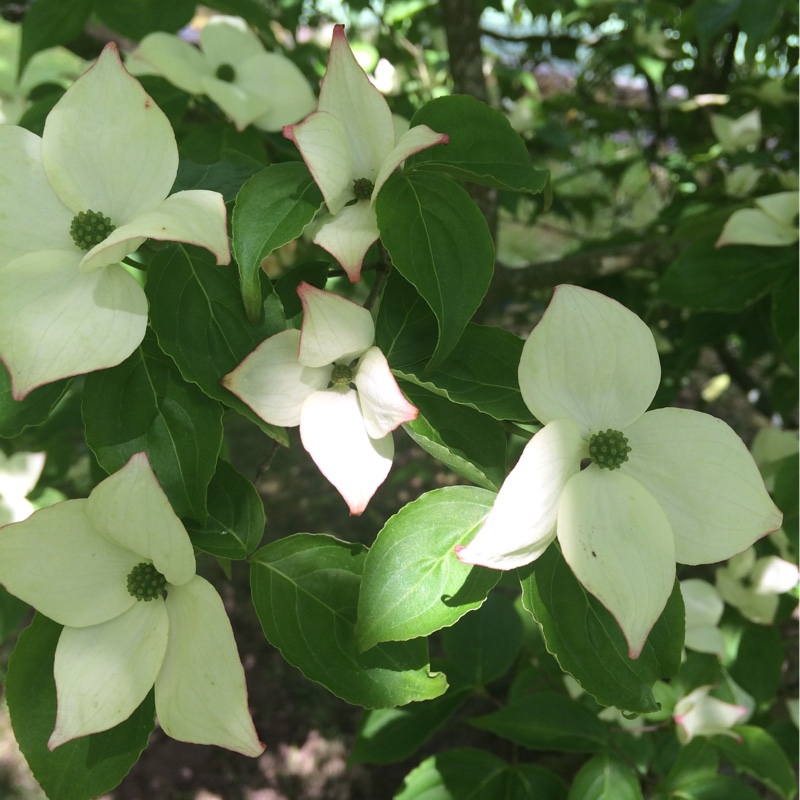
[680, 579, 726, 658]
[456, 285, 781, 658]
[716, 546, 799, 624]
[0, 43, 230, 398]
[0, 451, 45, 525]
[673, 685, 749, 743]
[0, 453, 263, 756]
[717, 192, 799, 247]
[224, 282, 417, 514]
[128, 15, 315, 132]
[284, 24, 448, 281]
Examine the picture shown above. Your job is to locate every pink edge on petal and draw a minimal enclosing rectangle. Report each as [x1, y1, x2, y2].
[283, 124, 298, 143]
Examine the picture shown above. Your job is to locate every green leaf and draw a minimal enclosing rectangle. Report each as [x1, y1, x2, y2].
[0, 361, 69, 437]
[737, 0, 783, 60]
[19, 0, 92, 74]
[773, 454, 799, 548]
[93, 0, 196, 40]
[727, 621, 783, 704]
[6, 614, 155, 800]
[375, 269, 437, 368]
[250, 533, 447, 708]
[172, 151, 264, 203]
[442, 592, 524, 687]
[376, 171, 494, 372]
[0, 586, 29, 644]
[660, 238, 792, 312]
[400, 382, 507, 491]
[662, 738, 720, 793]
[356, 486, 499, 652]
[232, 163, 324, 323]
[471, 692, 607, 752]
[692, 0, 742, 50]
[393, 324, 531, 422]
[394, 748, 567, 800]
[713, 726, 798, 800]
[351, 687, 471, 765]
[145, 244, 288, 444]
[82, 331, 223, 522]
[772, 271, 799, 364]
[657, 775, 761, 800]
[407, 95, 549, 194]
[567, 754, 643, 800]
[184, 459, 265, 559]
[518, 547, 684, 713]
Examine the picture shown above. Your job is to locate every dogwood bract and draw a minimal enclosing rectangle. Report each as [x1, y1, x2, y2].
[283, 24, 448, 281]
[456, 285, 781, 657]
[128, 15, 315, 132]
[0, 453, 263, 756]
[673, 685, 749, 743]
[223, 282, 417, 514]
[0, 43, 230, 398]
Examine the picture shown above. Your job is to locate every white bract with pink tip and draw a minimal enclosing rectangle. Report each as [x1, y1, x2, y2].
[456, 285, 782, 658]
[284, 25, 448, 282]
[0, 44, 230, 398]
[224, 283, 417, 514]
[0, 453, 263, 757]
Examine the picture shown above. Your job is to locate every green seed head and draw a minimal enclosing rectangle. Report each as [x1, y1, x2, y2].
[330, 363, 353, 388]
[588, 429, 631, 470]
[353, 177, 374, 201]
[70, 210, 116, 251]
[215, 63, 236, 82]
[126, 562, 167, 602]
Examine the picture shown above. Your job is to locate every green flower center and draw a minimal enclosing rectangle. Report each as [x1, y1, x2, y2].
[588, 429, 631, 470]
[70, 209, 116, 251]
[126, 562, 167, 602]
[330, 363, 353, 388]
[215, 63, 236, 82]
[353, 177, 374, 201]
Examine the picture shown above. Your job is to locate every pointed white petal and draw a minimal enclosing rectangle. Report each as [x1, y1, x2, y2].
[625, 408, 782, 565]
[711, 109, 761, 152]
[751, 556, 799, 594]
[354, 347, 417, 438]
[297, 283, 375, 367]
[680, 579, 726, 656]
[87, 453, 195, 586]
[222, 329, 330, 426]
[717, 569, 779, 624]
[243, 53, 316, 132]
[0, 500, 138, 627]
[42, 43, 177, 223]
[312, 203, 379, 282]
[558, 468, 676, 658]
[80, 190, 231, 273]
[674, 685, 748, 743]
[716, 207, 798, 247]
[202, 76, 273, 131]
[285, 111, 353, 214]
[680, 579, 724, 627]
[199, 15, 265, 67]
[0, 451, 46, 500]
[519, 285, 660, 432]
[0, 252, 147, 398]
[318, 25, 395, 181]
[372, 124, 449, 199]
[456, 418, 585, 569]
[126, 32, 207, 92]
[300, 387, 393, 514]
[0, 126, 73, 266]
[157, 576, 264, 756]
[755, 191, 799, 225]
[49, 600, 167, 748]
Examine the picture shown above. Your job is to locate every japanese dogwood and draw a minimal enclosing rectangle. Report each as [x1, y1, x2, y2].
[128, 15, 315, 132]
[456, 285, 782, 658]
[0, 43, 230, 398]
[223, 283, 417, 514]
[0, 453, 263, 756]
[283, 24, 448, 281]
